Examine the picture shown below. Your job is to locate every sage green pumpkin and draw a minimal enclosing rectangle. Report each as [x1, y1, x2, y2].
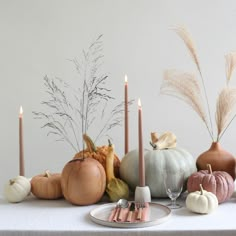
[120, 147, 197, 197]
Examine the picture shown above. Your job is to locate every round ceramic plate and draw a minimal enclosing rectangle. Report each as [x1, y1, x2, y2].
[89, 202, 171, 228]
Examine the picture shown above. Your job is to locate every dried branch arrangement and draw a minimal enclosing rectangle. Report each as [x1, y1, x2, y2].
[34, 35, 133, 152]
[161, 26, 236, 142]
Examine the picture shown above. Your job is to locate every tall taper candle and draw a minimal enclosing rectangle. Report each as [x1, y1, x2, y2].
[19, 106, 25, 176]
[138, 99, 145, 187]
[124, 75, 129, 154]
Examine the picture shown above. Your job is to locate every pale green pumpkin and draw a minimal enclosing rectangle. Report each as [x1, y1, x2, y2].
[120, 132, 197, 197]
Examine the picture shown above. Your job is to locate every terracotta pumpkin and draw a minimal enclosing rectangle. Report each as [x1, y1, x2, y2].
[31, 171, 63, 200]
[61, 157, 106, 205]
[74, 134, 120, 177]
[187, 164, 234, 203]
[196, 142, 236, 180]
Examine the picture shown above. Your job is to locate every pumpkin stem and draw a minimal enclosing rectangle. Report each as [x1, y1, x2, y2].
[199, 184, 204, 195]
[44, 170, 51, 178]
[149, 141, 157, 150]
[9, 179, 15, 185]
[207, 163, 213, 174]
[83, 134, 97, 152]
[108, 139, 112, 147]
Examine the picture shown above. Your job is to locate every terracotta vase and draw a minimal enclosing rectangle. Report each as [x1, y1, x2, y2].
[196, 142, 236, 180]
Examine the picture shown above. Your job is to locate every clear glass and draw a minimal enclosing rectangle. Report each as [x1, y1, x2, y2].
[163, 171, 184, 209]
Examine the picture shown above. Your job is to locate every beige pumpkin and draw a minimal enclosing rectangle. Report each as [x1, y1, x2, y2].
[31, 170, 63, 200]
[61, 157, 106, 205]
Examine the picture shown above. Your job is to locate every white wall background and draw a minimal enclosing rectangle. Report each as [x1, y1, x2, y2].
[1, 0, 236, 192]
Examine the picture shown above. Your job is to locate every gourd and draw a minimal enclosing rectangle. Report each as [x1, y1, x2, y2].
[120, 132, 197, 197]
[186, 184, 218, 214]
[31, 170, 63, 200]
[105, 140, 129, 202]
[187, 164, 234, 203]
[74, 134, 120, 177]
[61, 157, 106, 205]
[4, 176, 31, 203]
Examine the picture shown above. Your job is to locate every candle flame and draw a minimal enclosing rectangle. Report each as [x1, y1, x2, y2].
[138, 98, 142, 108]
[125, 74, 128, 84]
[19, 106, 23, 116]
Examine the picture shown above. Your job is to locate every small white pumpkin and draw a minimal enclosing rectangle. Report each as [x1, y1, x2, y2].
[4, 176, 31, 203]
[186, 184, 218, 214]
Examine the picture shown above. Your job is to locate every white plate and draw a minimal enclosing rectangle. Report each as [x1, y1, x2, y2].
[89, 202, 171, 228]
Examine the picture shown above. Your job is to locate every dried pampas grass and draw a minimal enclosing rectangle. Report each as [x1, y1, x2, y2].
[161, 69, 213, 139]
[216, 87, 236, 141]
[225, 52, 236, 84]
[172, 26, 202, 76]
[161, 26, 236, 142]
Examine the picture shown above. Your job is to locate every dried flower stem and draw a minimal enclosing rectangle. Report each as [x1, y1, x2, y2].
[34, 35, 132, 151]
[173, 26, 214, 139]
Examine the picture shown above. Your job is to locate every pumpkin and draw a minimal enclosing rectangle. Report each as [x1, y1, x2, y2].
[74, 134, 120, 177]
[186, 184, 218, 214]
[120, 132, 197, 197]
[196, 142, 236, 180]
[61, 157, 106, 205]
[187, 164, 234, 203]
[4, 176, 31, 203]
[105, 140, 129, 202]
[31, 170, 63, 200]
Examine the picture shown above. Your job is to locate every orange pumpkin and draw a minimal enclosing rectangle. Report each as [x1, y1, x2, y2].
[187, 164, 234, 203]
[74, 134, 120, 177]
[61, 157, 106, 205]
[31, 171, 63, 200]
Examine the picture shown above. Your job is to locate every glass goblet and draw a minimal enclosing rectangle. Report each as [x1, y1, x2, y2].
[163, 171, 184, 209]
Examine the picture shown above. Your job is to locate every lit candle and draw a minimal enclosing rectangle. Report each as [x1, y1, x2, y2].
[124, 75, 129, 154]
[19, 106, 25, 176]
[138, 99, 145, 187]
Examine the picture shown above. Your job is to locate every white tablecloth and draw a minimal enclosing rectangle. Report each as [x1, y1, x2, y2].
[1, 194, 236, 236]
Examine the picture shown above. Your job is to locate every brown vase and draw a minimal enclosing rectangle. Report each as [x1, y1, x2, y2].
[196, 142, 236, 180]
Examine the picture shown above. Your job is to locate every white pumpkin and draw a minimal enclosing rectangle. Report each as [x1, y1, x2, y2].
[4, 176, 31, 203]
[186, 184, 218, 214]
[120, 132, 197, 197]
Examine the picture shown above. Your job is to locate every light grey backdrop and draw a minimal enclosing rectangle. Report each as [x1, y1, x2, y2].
[1, 0, 236, 192]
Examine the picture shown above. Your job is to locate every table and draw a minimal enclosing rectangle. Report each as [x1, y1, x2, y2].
[1, 194, 236, 236]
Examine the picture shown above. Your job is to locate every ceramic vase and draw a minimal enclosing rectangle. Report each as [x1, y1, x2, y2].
[196, 142, 236, 180]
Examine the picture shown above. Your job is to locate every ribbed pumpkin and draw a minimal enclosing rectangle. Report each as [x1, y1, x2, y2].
[186, 184, 218, 214]
[74, 134, 120, 177]
[196, 142, 236, 180]
[61, 157, 106, 205]
[187, 164, 234, 203]
[120, 132, 197, 197]
[31, 171, 63, 200]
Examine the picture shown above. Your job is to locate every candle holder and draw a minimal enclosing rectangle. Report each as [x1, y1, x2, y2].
[134, 186, 151, 203]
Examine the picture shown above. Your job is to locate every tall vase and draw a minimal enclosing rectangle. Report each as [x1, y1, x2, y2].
[196, 142, 236, 180]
